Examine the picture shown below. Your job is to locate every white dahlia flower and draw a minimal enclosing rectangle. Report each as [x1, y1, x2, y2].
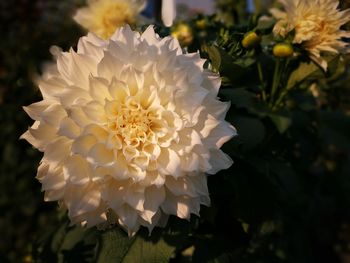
[21, 25, 236, 235]
[74, 0, 146, 39]
[271, 0, 350, 70]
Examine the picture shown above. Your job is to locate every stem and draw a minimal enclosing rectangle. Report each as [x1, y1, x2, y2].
[269, 59, 282, 106]
[272, 89, 288, 110]
[272, 59, 291, 110]
[257, 61, 266, 101]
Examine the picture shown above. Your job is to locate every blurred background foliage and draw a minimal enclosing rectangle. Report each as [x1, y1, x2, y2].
[1, 0, 350, 262]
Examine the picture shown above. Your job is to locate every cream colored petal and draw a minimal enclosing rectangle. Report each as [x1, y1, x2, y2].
[201, 71, 221, 96]
[77, 32, 107, 57]
[139, 210, 162, 233]
[101, 180, 129, 211]
[87, 143, 115, 166]
[204, 122, 237, 148]
[56, 86, 91, 107]
[161, 192, 191, 220]
[207, 149, 233, 175]
[140, 186, 165, 223]
[97, 52, 123, 80]
[165, 177, 198, 197]
[63, 155, 92, 185]
[180, 152, 200, 172]
[82, 124, 109, 142]
[110, 155, 130, 180]
[310, 54, 328, 71]
[57, 50, 97, 88]
[40, 104, 67, 127]
[111, 24, 139, 48]
[157, 148, 182, 177]
[188, 174, 209, 197]
[38, 76, 67, 100]
[71, 134, 98, 156]
[23, 101, 51, 121]
[71, 203, 107, 228]
[89, 76, 112, 102]
[198, 116, 220, 138]
[44, 188, 65, 202]
[58, 117, 81, 139]
[108, 78, 129, 101]
[42, 137, 71, 167]
[125, 184, 145, 211]
[39, 165, 66, 191]
[20, 122, 57, 151]
[142, 143, 161, 160]
[67, 106, 91, 127]
[65, 184, 101, 218]
[83, 101, 108, 123]
[106, 133, 123, 150]
[141, 25, 159, 44]
[116, 204, 140, 236]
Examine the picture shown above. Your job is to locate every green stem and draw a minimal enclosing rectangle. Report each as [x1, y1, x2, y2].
[272, 90, 288, 110]
[272, 59, 291, 110]
[257, 61, 266, 101]
[269, 59, 282, 106]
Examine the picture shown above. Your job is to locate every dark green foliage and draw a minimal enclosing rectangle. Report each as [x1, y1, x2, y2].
[1, 0, 350, 263]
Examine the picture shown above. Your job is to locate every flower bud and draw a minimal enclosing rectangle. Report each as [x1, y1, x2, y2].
[273, 43, 294, 58]
[171, 23, 194, 47]
[241, 31, 261, 49]
[195, 19, 206, 30]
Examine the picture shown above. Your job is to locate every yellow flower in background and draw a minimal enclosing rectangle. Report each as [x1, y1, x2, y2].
[171, 23, 193, 47]
[271, 0, 350, 70]
[21, 25, 236, 235]
[74, 0, 146, 39]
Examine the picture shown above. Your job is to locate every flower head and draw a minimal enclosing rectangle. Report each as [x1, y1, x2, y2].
[74, 0, 146, 39]
[271, 0, 350, 70]
[21, 25, 236, 235]
[171, 23, 193, 47]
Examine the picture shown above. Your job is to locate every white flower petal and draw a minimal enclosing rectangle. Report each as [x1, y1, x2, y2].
[23, 101, 51, 121]
[58, 117, 81, 139]
[20, 122, 56, 151]
[63, 155, 92, 185]
[71, 134, 98, 156]
[207, 149, 233, 175]
[65, 184, 101, 218]
[87, 143, 115, 166]
[83, 101, 108, 123]
[40, 104, 67, 127]
[116, 204, 140, 236]
[88, 76, 112, 102]
[158, 148, 182, 177]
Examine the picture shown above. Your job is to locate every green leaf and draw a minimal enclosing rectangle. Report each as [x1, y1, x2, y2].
[97, 228, 136, 263]
[97, 228, 176, 263]
[203, 45, 222, 72]
[267, 113, 292, 134]
[123, 235, 175, 263]
[231, 116, 266, 152]
[220, 88, 255, 109]
[286, 54, 340, 90]
[286, 61, 320, 90]
[203, 45, 259, 87]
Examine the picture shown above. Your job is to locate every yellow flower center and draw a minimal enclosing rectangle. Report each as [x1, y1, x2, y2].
[106, 97, 159, 149]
